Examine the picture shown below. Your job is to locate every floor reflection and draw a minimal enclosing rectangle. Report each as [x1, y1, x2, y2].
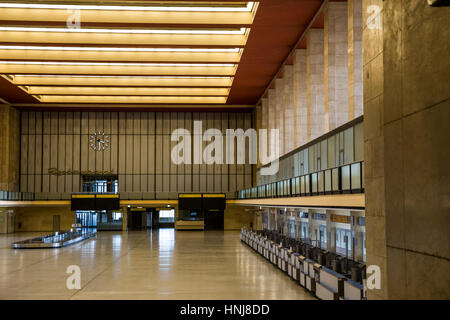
[0, 230, 314, 300]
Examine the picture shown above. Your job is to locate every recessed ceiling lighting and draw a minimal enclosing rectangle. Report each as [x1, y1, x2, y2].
[0, 61, 236, 67]
[10, 74, 234, 79]
[0, 26, 247, 35]
[36, 95, 228, 104]
[0, 2, 255, 12]
[25, 86, 231, 96]
[0, 45, 241, 53]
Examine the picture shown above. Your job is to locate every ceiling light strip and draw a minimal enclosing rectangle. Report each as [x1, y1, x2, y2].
[37, 95, 229, 104]
[4, 74, 234, 87]
[10, 75, 234, 79]
[0, 61, 236, 67]
[0, 2, 254, 12]
[0, 45, 241, 53]
[0, 26, 247, 34]
[25, 86, 231, 96]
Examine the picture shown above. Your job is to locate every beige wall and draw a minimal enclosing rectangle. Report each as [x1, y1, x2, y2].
[0, 105, 20, 191]
[15, 206, 75, 232]
[224, 204, 254, 230]
[364, 0, 450, 299]
[20, 111, 253, 198]
[0, 208, 15, 234]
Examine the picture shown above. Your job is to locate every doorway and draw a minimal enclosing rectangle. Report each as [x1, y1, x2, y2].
[204, 209, 224, 230]
[53, 215, 60, 232]
[159, 209, 175, 228]
[75, 211, 98, 229]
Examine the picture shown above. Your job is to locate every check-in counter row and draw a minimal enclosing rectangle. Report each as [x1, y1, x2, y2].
[240, 228, 365, 300]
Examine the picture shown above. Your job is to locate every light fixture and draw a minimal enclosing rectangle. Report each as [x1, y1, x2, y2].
[0, 62, 237, 76]
[25, 86, 231, 96]
[0, 61, 235, 67]
[0, 2, 255, 12]
[36, 95, 228, 104]
[0, 45, 241, 53]
[0, 26, 247, 35]
[6, 75, 235, 87]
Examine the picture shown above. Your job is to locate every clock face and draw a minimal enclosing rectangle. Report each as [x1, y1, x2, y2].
[89, 131, 110, 152]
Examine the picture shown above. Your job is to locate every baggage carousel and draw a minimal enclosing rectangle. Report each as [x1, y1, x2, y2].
[12, 229, 96, 249]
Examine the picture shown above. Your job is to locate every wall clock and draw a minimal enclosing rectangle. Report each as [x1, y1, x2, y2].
[89, 131, 110, 152]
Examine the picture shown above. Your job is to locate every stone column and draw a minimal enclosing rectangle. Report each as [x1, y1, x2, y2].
[324, 1, 349, 131]
[0, 105, 20, 191]
[255, 103, 262, 133]
[254, 103, 262, 185]
[363, 0, 386, 300]
[268, 88, 277, 157]
[261, 96, 269, 164]
[121, 205, 128, 231]
[283, 65, 295, 154]
[275, 78, 284, 156]
[307, 29, 325, 141]
[350, 210, 365, 262]
[348, 0, 364, 119]
[326, 210, 336, 253]
[293, 49, 308, 148]
[364, 0, 450, 299]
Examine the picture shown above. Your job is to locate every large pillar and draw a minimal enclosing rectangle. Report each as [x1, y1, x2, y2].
[268, 88, 277, 158]
[121, 205, 128, 231]
[350, 210, 365, 262]
[364, 0, 450, 299]
[261, 96, 269, 164]
[0, 105, 20, 191]
[324, 1, 349, 131]
[275, 78, 284, 156]
[307, 29, 325, 141]
[261, 96, 268, 135]
[293, 49, 308, 148]
[254, 103, 262, 186]
[283, 65, 295, 154]
[326, 210, 336, 253]
[255, 103, 262, 133]
[363, 0, 387, 300]
[348, 0, 364, 119]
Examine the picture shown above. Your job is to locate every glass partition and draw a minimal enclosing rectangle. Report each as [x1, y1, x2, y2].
[341, 165, 351, 191]
[351, 162, 362, 190]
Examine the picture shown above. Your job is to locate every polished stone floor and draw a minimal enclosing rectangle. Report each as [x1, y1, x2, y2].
[0, 229, 314, 300]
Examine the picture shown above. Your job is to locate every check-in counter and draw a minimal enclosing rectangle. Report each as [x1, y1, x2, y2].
[306, 274, 316, 294]
[289, 252, 300, 280]
[258, 237, 264, 254]
[343, 279, 364, 300]
[280, 247, 288, 272]
[316, 282, 339, 300]
[276, 245, 283, 269]
[305, 259, 314, 277]
[270, 242, 277, 264]
[316, 267, 346, 300]
[264, 240, 270, 259]
[299, 271, 306, 287]
[239, 229, 365, 300]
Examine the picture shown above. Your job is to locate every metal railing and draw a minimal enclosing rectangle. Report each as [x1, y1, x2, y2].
[0, 191, 35, 201]
[237, 161, 364, 199]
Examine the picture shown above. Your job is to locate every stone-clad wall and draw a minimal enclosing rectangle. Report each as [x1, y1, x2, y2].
[19, 111, 253, 198]
[364, 0, 450, 299]
[0, 105, 20, 191]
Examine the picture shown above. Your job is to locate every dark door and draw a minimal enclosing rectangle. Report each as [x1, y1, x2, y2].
[53, 215, 60, 232]
[204, 209, 224, 230]
[128, 212, 143, 230]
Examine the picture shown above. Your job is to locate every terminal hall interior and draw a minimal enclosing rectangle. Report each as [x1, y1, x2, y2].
[0, 0, 449, 301]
